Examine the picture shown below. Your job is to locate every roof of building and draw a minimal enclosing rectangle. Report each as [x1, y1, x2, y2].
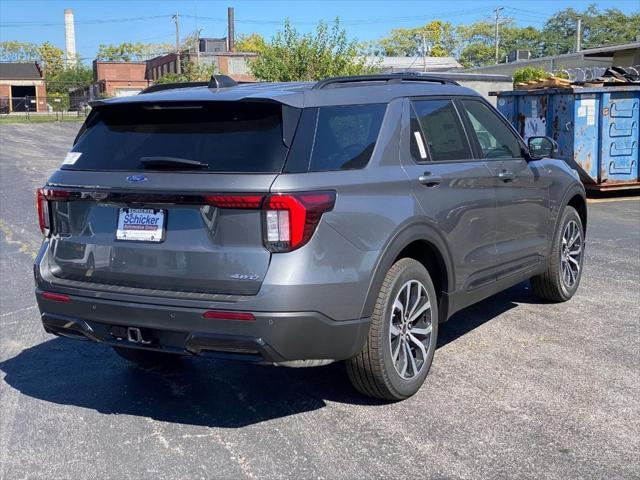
[200, 37, 227, 42]
[365, 56, 462, 71]
[580, 41, 640, 57]
[0, 62, 43, 80]
[468, 41, 640, 73]
[93, 60, 148, 65]
[91, 74, 480, 109]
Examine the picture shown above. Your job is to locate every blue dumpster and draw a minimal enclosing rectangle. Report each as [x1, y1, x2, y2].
[494, 86, 639, 191]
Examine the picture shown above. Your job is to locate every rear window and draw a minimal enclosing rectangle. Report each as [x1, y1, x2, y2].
[308, 104, 386, 172]
[66, 102, 289, 173]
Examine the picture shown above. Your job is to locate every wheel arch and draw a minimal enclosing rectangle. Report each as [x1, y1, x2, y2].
[567, 193, 587, 234]
[547, 185, 587, 258]
[361, 222, 455, 322]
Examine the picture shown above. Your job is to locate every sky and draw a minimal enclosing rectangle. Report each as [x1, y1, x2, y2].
[1, 0, 639, 61]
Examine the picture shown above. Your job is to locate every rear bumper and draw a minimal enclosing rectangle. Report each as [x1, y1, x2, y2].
[36, 289, 370, 363]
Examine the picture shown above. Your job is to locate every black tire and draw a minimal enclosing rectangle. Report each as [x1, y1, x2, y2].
[112, 346, 183, 367]
[531, 206, 584, 302]
[347, 258, 438, 401]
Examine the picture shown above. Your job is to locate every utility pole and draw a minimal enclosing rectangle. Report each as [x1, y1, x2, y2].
[227, 7, 235, 52]
[575, 17, 582, 52]
[494, 6, 504, 64]
[196, 28, 202, 65]
[173, 12, 181, 74]
[194, 0, 200, 65]
[422, 33, 427, 72]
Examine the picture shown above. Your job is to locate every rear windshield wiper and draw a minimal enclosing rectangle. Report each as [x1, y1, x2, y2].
[140, 156, 209, 169]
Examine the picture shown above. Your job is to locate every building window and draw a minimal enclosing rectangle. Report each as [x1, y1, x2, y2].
[228, 57, 249, 75]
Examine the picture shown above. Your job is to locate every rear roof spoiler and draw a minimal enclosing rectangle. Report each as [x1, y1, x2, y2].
[140, 81, 208, 94]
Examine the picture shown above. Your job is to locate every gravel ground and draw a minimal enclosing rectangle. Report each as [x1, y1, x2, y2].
[0, 123, 638, 480]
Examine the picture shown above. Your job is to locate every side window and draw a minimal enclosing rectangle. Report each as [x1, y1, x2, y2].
[412, 99, 472, 161]
[461, 99, 523, 159]
[309, 104, 386, 171]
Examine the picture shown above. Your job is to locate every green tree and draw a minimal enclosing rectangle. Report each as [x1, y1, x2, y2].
[45, 65, 93, 94]
[457, 20, 544, 67]
[376, 21, 456, 57]
[542, 6, 640, 56]
[541, 7, 584, 56]
[154, 61, 216, 84]
[457, 21, 495, 67]
[235, 33, 267, 54]
[458, 43, 495, 68]
[96, 42, 170, 61]
[249, 19, 374, 82]
[0, 40, 71, 80]
[38, 42, 64, 78]
[502, 26, 544, 58]
[0, 41, 39, 61]
[585, 8, 640, 49]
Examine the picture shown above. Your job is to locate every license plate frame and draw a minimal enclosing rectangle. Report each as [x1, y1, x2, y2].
[115, 208, 166, 243]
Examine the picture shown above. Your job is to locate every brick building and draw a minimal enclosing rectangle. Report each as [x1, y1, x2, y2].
[92, 60, 150, 97]
[69, 60, 151, 109]
[146, 37, 259, 83]
[0, 62, 47, 113]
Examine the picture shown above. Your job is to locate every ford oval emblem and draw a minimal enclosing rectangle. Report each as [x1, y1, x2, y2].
[126, 175, 147, 183]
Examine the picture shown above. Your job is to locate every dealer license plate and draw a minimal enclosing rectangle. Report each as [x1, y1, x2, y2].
[115, 208, 166, 243]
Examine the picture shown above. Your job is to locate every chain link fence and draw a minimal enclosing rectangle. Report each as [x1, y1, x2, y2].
[0, 95, 91, 120]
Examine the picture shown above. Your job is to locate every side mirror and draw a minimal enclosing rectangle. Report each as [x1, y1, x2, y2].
[528, 136, 557, 158]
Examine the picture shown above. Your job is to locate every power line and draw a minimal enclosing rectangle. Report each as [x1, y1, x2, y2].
[503, 6, 552, 19]
[182, 8, 490, 27]
[0, 14, 173, 28]
[1, 8, 488, 29]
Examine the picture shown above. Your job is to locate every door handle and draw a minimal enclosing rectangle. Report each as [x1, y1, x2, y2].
[498, 170, 515, 182]
[418, 172, 443, 187]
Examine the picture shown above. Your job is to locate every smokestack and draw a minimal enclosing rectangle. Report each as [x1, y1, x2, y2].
[227, 7, 235, 52]
[64, 9, 77, 66]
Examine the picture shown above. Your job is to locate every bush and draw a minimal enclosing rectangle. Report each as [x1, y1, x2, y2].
[47, 93, 69, 112]
[513, 67, 549, 85]
[250, 19, 375, 82]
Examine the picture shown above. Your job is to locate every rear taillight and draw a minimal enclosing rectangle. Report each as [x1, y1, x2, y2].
[263, 191, 336, 252]
[36, 188, 50, 235]
[202, 310, 255, 321]
[204, 194, 264, 209]
[41, 292, 71, 303]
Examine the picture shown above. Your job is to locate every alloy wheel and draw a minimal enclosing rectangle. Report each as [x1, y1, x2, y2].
[389, 280, 433, 380]
[561, 219, 582, 288]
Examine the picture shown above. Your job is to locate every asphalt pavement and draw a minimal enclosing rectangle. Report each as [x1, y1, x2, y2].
[0, 123, 638, 480]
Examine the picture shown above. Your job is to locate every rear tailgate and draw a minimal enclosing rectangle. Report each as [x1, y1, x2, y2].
[42, 100, 295, 296]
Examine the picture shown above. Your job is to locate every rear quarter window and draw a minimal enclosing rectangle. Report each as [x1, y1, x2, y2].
[308, 104, 386, 172]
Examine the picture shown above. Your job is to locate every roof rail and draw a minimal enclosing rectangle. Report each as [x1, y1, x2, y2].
[313, 73, 460, 90]
[139, 81, 208, 94]
[208, 74, 238, 89]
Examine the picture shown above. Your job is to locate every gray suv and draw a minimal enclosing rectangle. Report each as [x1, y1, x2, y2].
[34, 74, 587, 400]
